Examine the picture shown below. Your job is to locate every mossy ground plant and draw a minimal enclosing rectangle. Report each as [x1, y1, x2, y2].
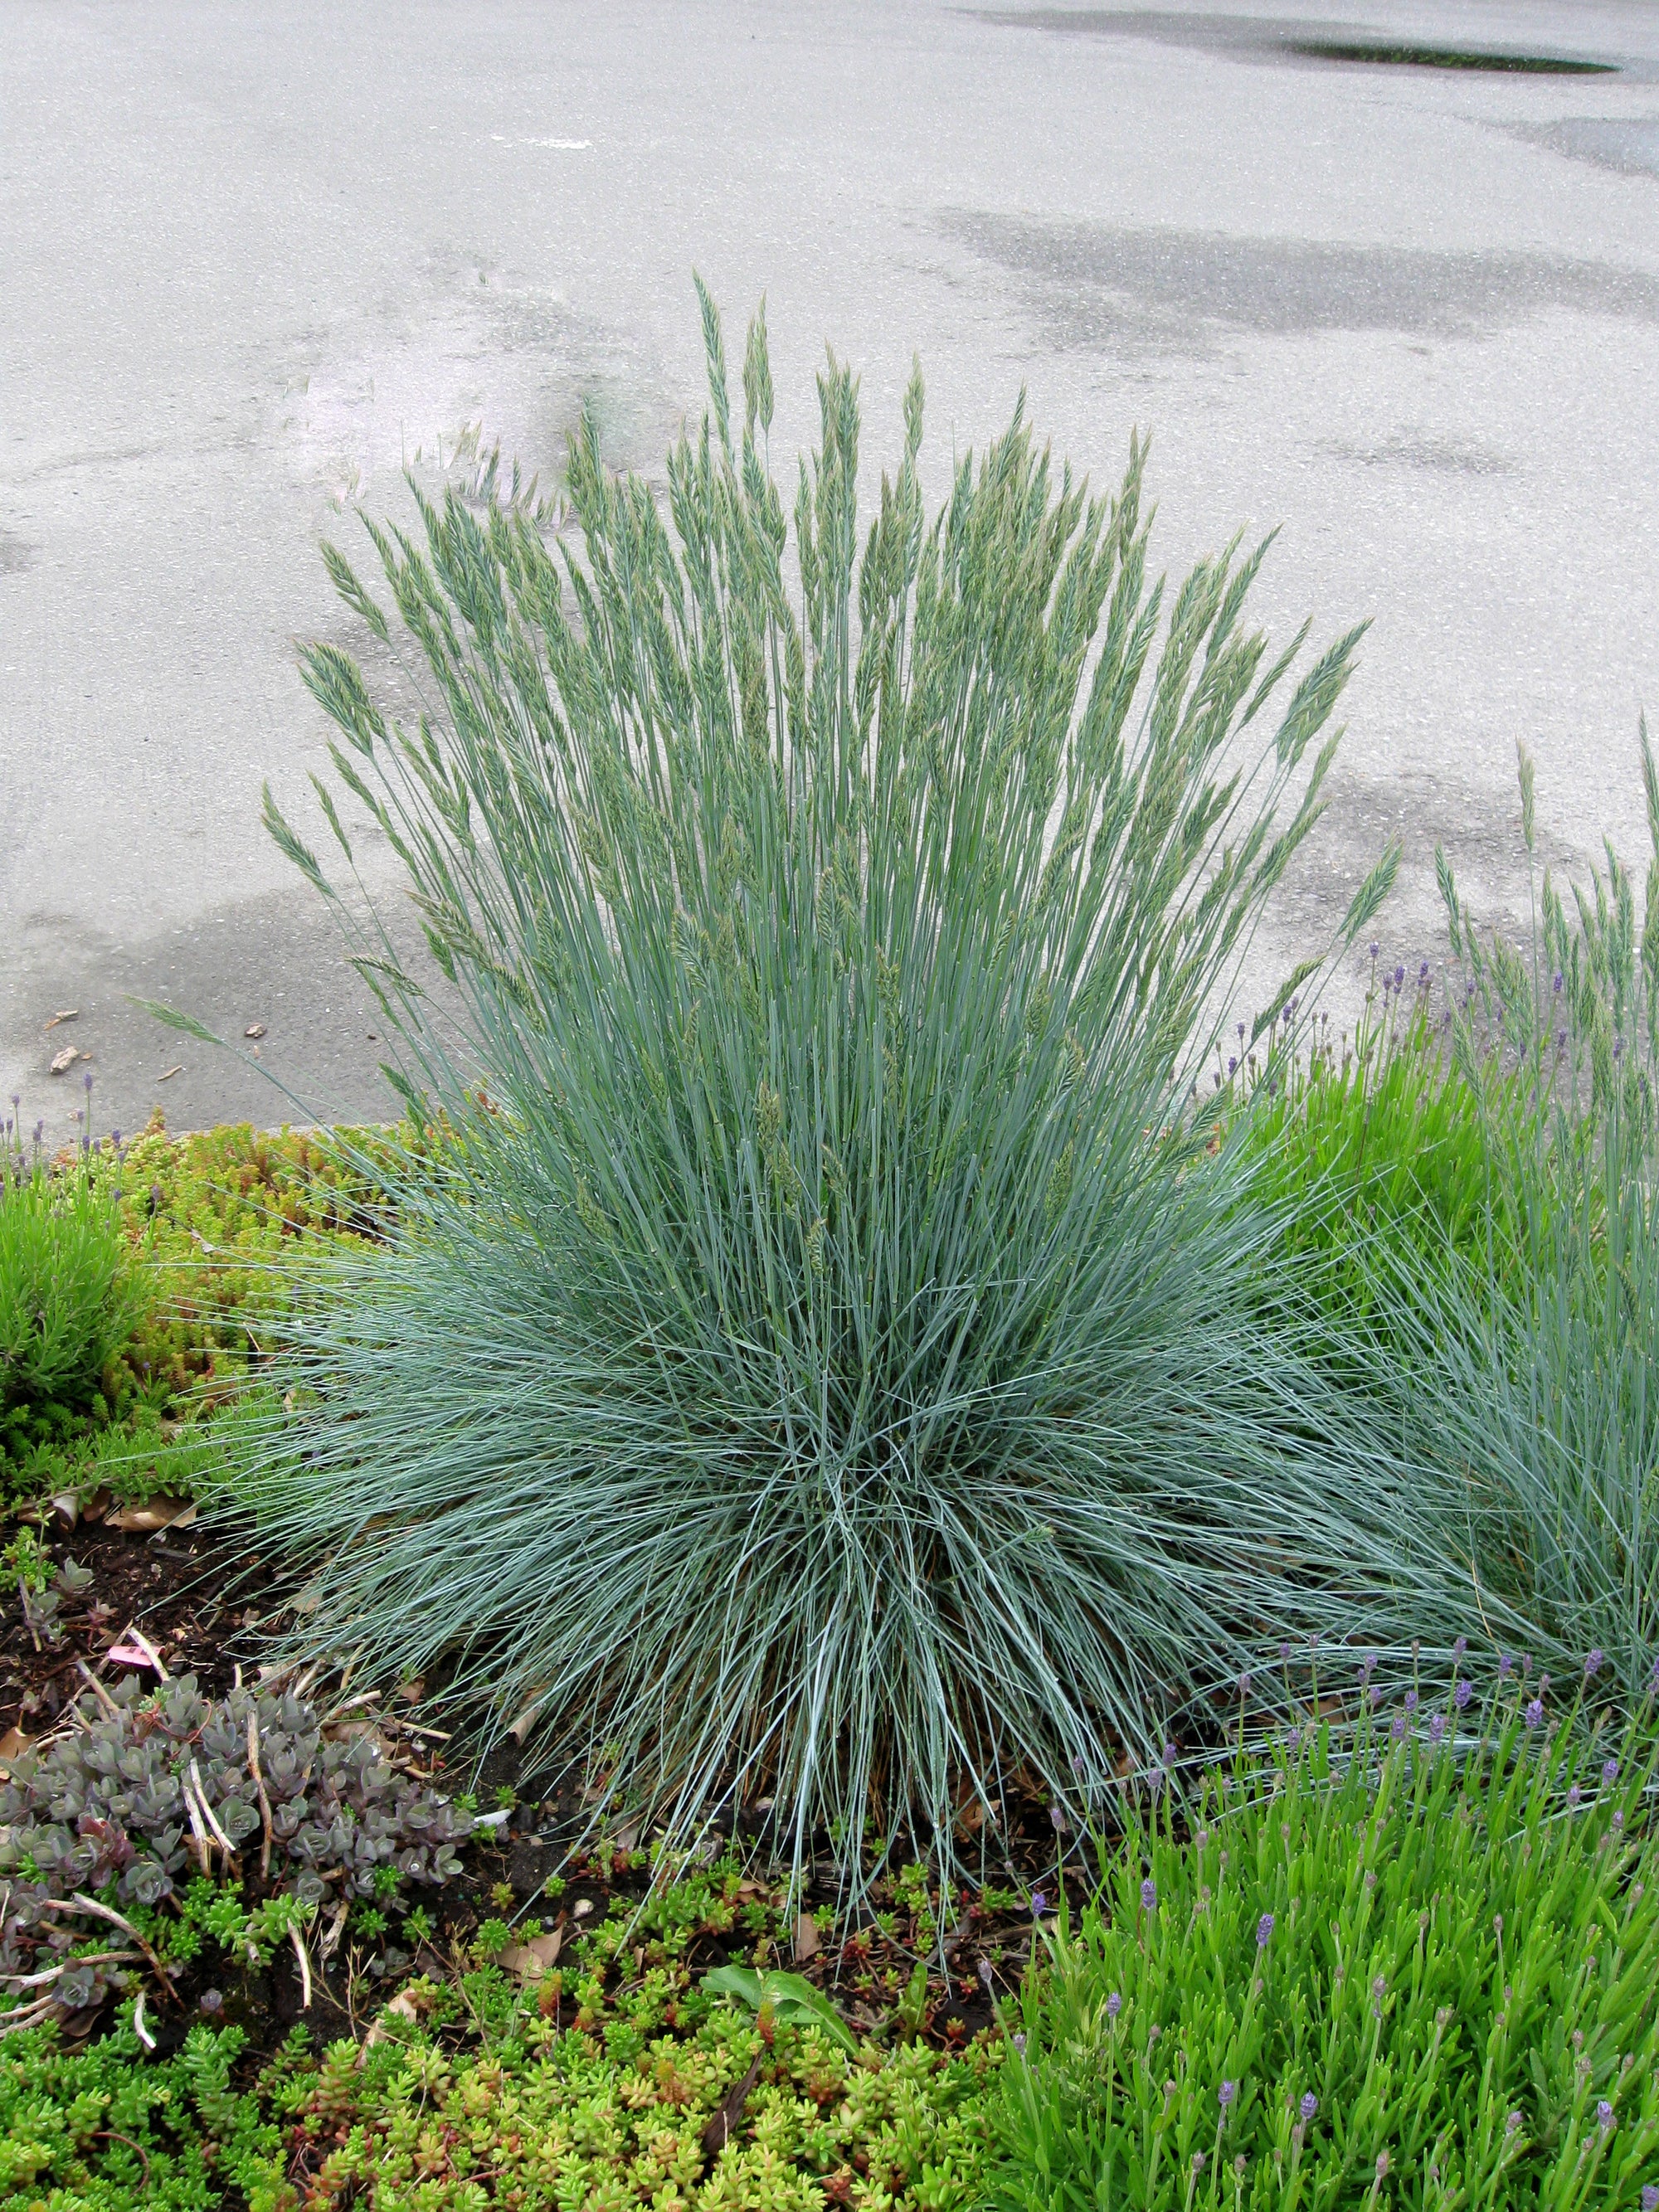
[2, 1116, 395, 1503]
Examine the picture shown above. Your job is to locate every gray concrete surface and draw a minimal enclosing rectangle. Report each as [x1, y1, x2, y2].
[3, 0, 1657, 1142]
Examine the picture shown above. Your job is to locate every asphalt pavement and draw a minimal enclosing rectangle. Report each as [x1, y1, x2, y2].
[2, 0, 1657, 1140]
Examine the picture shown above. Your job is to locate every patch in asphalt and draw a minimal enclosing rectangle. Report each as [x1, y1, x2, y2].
[937, 215, 1659, 353]
[1504, 116, 1659, 180]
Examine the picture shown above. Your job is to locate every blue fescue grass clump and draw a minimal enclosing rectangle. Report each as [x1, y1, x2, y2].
[1406, 735, 1659, 1704]
[237, 289, 1486, 1880]
[992, 1665, 1659, 2210]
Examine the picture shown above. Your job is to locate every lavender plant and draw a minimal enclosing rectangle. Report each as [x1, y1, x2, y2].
[994, 1669, 1659, 2209]
[0, 1674, 474, 2028]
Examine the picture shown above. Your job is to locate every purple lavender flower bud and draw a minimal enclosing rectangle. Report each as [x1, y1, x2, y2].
[1524, 1698, 1544, 1729]
[1049, 1804, 1064, 1830]
[83, 1069, 93, 1092]
[1219, 2080, 1236, 2111]
[1141, 1877, 1157, 1912]
[1584, 1648, 1603, 1678]
[1597, 2099, 1613, 2132]
[1257, 1913, 1274, 1948]
[198, 1987, 224, 2013]
[1394, 965, 1405, 989]
[1642, 2187, 1658, 2212]
[1454, 1679, 1472, 1709]
[1603, 1759, 1619, 1787]
[1012, 2032, 1027, 2055]
[1106, 1991, 1121, 2020]
[1370, 942, 1379, 960]
[1552, 972, 1563, 994]
[1367, 1683, 1381, 1710]
[978, 1959, 992, 1986]
[1300, 2092, 1317, 2122]
[1285, 1728, 1301, 1755]
[1452, 1636, 1467, 1660]
[1499, 1652, 1513, 1679]
[1163, 1742, 1176, 1767]
[1613, 1809, 1626, 1832]
[1429, 1713, 1446, 1744]
[1279, 1641, 1293, 1661]
[1391, 1713, 1407, 1740]
[1506, 2111, 1523, 2135]
[1360, 1651, 1377, 1677]
[1238, 1672, 1253, 1696]
[1566, 1783, 1581, 1809]
[1030, 1891, 1047, 1916]
[1404, 1688, 1419, 1714]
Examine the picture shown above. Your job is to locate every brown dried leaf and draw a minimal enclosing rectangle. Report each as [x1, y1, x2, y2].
[359, 1987, 421, 2060]
[106, 1495, 192, 1534]
[0, 1726, 35, 1771]
[793, 1914, 821, 1962]
[244, 1023, 266, 1039]
[702, 2054, 763, 2157]
[49, 1046, 81, 1076]
[44, 1009, 80, 1030]
[499, 1928, 562, 1979]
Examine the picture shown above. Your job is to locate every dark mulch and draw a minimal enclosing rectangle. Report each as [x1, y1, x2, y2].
[3, 1518, 1079, 2067]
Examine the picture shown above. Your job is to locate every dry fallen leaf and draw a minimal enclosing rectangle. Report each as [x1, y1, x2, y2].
[51, 1490, 80, 1527]
[77, 1487, 112, 1524]
[0, 1725, 35, 1771]
[244, 1023, 266, 1039]
[44, 1009, 80, 1030]
[360, 1987, 421, 2060]
[500, 1928, 563, 1978]
[157, 1065, 182, 1083]
[794, 1913, 820, 1962]
[397, 1678, 426, 1703]
[106, 1495, 192, 1534]
[49, 1045, 80, 1075]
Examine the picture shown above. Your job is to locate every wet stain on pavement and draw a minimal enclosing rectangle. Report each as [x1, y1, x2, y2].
[938, 214, 1659, 353]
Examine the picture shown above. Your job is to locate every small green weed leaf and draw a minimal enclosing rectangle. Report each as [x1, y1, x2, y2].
[703, 1965, 858, 2050]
